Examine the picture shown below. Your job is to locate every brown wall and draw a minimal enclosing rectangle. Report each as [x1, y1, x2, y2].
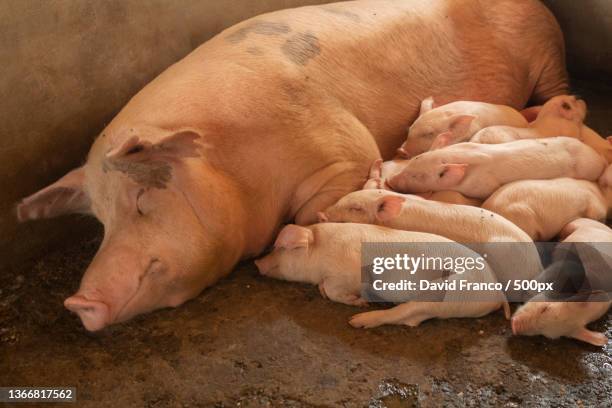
[543, 0, 612, 80]
[0, 0, 333, 271]
[1, 0, 611, 270]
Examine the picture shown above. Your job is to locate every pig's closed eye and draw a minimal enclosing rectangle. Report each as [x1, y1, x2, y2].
[539, 305, 549, 314]
[136, 189, 146, 216]
[349, 207, 363, 213]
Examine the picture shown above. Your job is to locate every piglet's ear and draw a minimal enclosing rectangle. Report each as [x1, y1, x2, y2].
[368, 159, 383, 179]
[17, 167, 90, 222]
[106, 130, 202, 163]
[439, 163, 468, 186]
[317, 212, 329, 223]
[520, 106, 542, 123]
[448, 114, 476, 140]
[274, 224, 314, 250]
[419, 97, 435, 116]
[376, 195, 405, 221]
[430, 131, 453, 150]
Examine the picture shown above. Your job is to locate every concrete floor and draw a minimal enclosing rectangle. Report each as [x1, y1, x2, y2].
[2, 79, 612, 407]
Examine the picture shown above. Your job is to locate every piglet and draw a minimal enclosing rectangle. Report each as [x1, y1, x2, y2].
[599, 162, 612, 207]
[255, 222, 508, 324]
[398, 97, 528, 157]
[482, 178, 608, 241]
[415, 190, 483, 207]
[511, 219, 612, 346]
[319, 189, 543, 286]
[473, 95, 612, 162]
[387, 137, 606, 199]
[471, 95, 586, 143]
[511, 292, 610, 346]
[364, 159, 481, 206]
[320, 189, 530, 244]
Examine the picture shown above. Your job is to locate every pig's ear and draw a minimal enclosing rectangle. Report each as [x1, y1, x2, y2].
[448, 114, 476, 139]
[438, 163, 468, 186]
[430, 131, 454, 150]
[520, 106, 542, 123]
[419, 97, 435, 116]
[375, 195, 405, 221]
[368, 159, 383, 179]
[106, 130, 202, 163]
[17, 167, 90, 221]
[571, 327, 608, 347]
[274, 225, 314, 250]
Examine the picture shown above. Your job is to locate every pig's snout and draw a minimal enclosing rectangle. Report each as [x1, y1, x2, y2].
[511, 315, 527, 336]
[64, 295, 110, 332]
[254, 254, 279, 277]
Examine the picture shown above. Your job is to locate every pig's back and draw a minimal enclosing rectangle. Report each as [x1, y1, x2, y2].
[115, 0, 566, 157]
[390, 200, 532, 243]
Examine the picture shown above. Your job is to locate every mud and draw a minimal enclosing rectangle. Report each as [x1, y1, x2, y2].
[2, 79, 612, 407]
[1, 228, 610, 407]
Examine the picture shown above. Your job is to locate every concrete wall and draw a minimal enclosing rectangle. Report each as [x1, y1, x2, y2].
[1, 0, 611, 270]
[0, 0, 333, 271]
[543, 0, 612, 79]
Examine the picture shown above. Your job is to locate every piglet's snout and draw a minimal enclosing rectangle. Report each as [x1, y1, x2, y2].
[254, 255, 278, 276]
[511, 315, 525, 335]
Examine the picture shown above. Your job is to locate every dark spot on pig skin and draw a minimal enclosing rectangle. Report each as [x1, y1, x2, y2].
[322, 7, 361, 22]
[102, 159, 172, 189]
[281, 32, 321, 66]
[225, 21, 291, 44]
[246, 47, 264, 56]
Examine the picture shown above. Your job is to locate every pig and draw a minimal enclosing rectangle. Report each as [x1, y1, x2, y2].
[362, 159, 405, 190]
[511, 218, 612, 346]
[364, 159, 482, 206]
[511, 292, 610, 346]
[398, 97, 528, 157]
[387, 137, 606, 199]
[415, 190, 483, 207]
[471, 95, 586, 144]
[255, 222, 508, 325]
[16, 0, 568, 330]
[482, 178, 608, 241]
[320, 189, 531, 244]
[472, 96, 612, 162]
[560, 218, 612, 242]
[557, 218, 612, 295]
[599, 163, 612, 206]
[319, 189, 543, 288]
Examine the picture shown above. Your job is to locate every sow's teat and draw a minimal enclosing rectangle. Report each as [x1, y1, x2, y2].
[360, 242, 612, 303]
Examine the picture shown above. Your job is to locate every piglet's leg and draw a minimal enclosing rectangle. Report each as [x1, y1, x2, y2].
[571, 327, 609, 347]
[321, 280, 367, 307]
[349, 302, 431, 328]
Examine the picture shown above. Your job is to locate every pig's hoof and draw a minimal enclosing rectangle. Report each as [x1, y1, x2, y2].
[318, 283, 328, 299]
[349, 311, 383, 329]
[345, 295, 368, 307]
[400, 317, 423, 327]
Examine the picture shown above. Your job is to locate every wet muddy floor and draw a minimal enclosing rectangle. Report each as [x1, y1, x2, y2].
[2, 230, 611, 407]
[2, 80, 612, 407]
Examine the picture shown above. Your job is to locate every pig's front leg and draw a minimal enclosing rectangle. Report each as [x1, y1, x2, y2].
[320, 278, 367, 307]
